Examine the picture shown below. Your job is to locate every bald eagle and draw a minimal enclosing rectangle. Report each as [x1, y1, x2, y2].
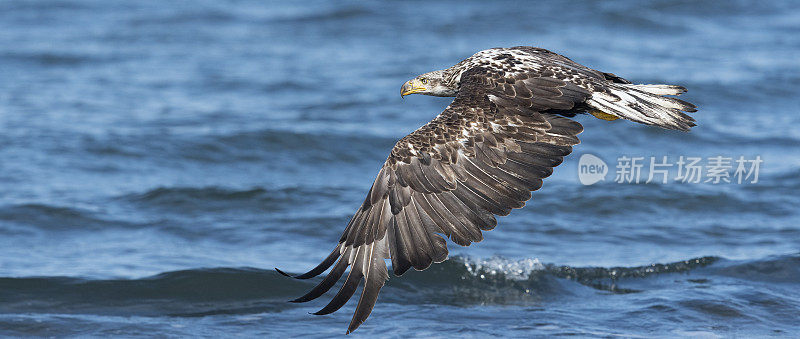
[277, 46, 697, 333]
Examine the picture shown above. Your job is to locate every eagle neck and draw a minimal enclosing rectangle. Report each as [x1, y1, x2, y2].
[442, 65, 465, 88]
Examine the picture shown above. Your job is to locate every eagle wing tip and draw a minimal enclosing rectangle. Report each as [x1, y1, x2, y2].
[275, 267, 292, 277]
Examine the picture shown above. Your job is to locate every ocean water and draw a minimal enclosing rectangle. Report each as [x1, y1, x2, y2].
[1, 0, 799, 337]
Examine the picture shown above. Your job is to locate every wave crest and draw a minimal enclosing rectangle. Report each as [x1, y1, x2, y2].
[3, 254, 794, 317]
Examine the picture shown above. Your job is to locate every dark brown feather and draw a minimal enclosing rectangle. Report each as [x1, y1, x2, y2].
[290, 253, 350, 302]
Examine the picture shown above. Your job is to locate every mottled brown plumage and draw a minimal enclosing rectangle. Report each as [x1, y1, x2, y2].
[277, 46, 697, 333]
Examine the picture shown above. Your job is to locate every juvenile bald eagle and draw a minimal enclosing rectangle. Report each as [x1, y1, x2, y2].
[277, 46, 697, 333]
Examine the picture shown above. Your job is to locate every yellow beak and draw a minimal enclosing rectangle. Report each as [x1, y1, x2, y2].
[401, 80, 426, 97]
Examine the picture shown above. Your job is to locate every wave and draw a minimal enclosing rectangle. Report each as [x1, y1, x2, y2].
[119, 185, 350, 214]
[0, 126, 396, 163]
[126, 186, 271, 205]
[6, 254, 795, 317]
[125, 4, 370, 27]
[385, 255, 721, 305]
[527, 182, 796, 219]
[0, 51, 118, 67]
[270, 7, 370, 23]
[0, 203, 139, 233]
[70, 129, 395, 165]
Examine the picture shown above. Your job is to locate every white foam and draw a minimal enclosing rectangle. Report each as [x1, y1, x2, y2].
[461, 256, 545, 281]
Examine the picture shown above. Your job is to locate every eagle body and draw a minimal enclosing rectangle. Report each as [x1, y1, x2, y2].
[421, 46, 697, 130]
[278, 46, 697, 333]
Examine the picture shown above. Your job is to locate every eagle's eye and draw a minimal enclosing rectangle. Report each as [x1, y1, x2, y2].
[420, 78, 428, 85]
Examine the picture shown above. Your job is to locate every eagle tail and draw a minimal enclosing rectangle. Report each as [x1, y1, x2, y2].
[586, 83, 698, 131]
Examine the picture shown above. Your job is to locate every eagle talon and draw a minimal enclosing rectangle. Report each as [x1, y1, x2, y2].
[589, 110, 620, 121]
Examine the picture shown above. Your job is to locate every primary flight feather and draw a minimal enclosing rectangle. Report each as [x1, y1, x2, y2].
[276, 46, 697, 333]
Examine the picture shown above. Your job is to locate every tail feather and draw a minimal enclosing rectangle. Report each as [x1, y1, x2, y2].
[587, 83, 697, 131]
[633, 84, 687, 96]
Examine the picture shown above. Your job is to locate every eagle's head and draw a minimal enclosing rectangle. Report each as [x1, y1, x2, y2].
[401, 70, 458, 98]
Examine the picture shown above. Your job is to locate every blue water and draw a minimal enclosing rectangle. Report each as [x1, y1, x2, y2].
[1, 0, 799, 337]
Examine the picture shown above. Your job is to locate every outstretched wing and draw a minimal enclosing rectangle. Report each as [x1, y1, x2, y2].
[277, 69, 585, 333]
